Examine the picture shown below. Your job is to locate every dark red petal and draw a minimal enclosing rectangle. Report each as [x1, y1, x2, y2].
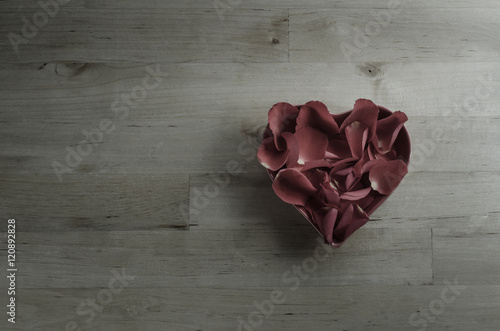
[257, 137, 289, 171]
[356, 193, 375, 210]
[305, 169, 329, 190]
[321, 208, 339, 244]
[345, 121, 369, 159]
[257, 133, 298, 171]
[333, 203, 370, 243]
[340, 99, 379, 142]
[360, 159, 385, 174]
[340, 187, 372, 201]
[375, 111, 408, 153]
[272, 168, 317, 206]
[300, 159, 332, 172]
[353, 149, 371, 176]
[318, 182, 341, 206]
[294, 126, 329, 165]
[282, 132, 300, 168]
[369, 160, 408, 195]
[296, 101, 339, 137]
[268, 102, 300, 136]
[326, 138, 352, 159]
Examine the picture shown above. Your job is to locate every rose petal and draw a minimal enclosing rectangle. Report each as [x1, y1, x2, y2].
[340, 99, 379, 143]
[330, 166, 361, 193]
[321, 208, 339, 244]
[318, 182, 341, 206]
[268, 103, 301, 147]
[360, 158, 385, 174]
[345, 121, 369, 159]
[257, 132, 298, 171]
[300, 159, 332, 172]
[375, 111, 408, 153]
[294, 126, 329, 165]
[257, 137, 288, 171]
[272, 168, 317, 206]
[305, 169, 329, 190]
[326, 137, 352, 159]
[369, 159, 408, 195]
[333, 203, 370, 243]
[340, 187, 372, 201]
[296, 101, 339, 138]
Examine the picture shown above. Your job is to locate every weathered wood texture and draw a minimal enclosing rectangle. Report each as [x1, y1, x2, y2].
[0, 1, 499, 330]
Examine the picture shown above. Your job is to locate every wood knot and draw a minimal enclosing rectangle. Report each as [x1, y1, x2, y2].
[55, 62, 89, 77]
[358, 64, 382, 78]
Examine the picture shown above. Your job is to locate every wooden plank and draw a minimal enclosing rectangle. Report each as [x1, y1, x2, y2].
[0, 174, 190, 231]
[12, 285, 500, 330]
[81, 0, 500, 10]
[188, 172, 500, 229]
[433, 223, 500, 285]
[1, 62, 498, 118]
[0, 7, 288, 63]
[14, 228, 431, 289]
[290, 9, 500, 62]
[1, 63, 499, 177]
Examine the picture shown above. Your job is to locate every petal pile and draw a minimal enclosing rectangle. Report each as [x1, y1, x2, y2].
[258, 99, 410, 246]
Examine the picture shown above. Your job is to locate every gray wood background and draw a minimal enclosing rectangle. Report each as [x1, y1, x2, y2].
[1, 0, 499, 330]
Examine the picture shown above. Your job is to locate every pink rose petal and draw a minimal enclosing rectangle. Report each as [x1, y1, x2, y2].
[272, 168, 317, 206]
[333, 203, 369, 243]
[375, 111, 408, 153]
[345, 121, 369, 159]
[294, 126, 329, 165]
[340, 187, 372, 201]
[296, 101, 340, 138]
[300, 159, 332, 172]
[257, 137, 288, 171]
[369, 159, 408, 195]
[340, 99, 379, 143]
[305, 169, 329, 190]
[318, 182, 341, 206]
[257, 132, 298, 171]
[321, 208, 339, 244]
[268, 102, 300, 135]
[326, 137, 352, 160]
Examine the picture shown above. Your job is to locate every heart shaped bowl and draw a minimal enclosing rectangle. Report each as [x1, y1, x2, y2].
[263, 104, 411, 247]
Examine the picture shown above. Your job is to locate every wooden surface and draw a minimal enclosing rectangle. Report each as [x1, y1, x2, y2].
[1, 1, 499, 330]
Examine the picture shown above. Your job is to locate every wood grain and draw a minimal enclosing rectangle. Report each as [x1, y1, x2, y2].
[13, 286, 500, 330]
[0, 1, 499, 330]
[1, 174, 190, 231]
[0, 6, 288, 63]
[290, 9, 500, 63]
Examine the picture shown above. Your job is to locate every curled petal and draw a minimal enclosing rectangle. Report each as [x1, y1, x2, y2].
[375, 111, 408, 153]
[321, 208, 339, 245]
[268, 103, 301, 147]
[294, 127, 329, 165]
[340, 187, 372, 201]
[257, 137, 288, 171]
[340, 99, 379, 143]
[345, 121, 369, 159]
[257, 133, 298, 171]
[272, 168, 317, 206]
[333, 203, 370, 244]
[369, 160, 408, 195]
[296, 101, 339, 138]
